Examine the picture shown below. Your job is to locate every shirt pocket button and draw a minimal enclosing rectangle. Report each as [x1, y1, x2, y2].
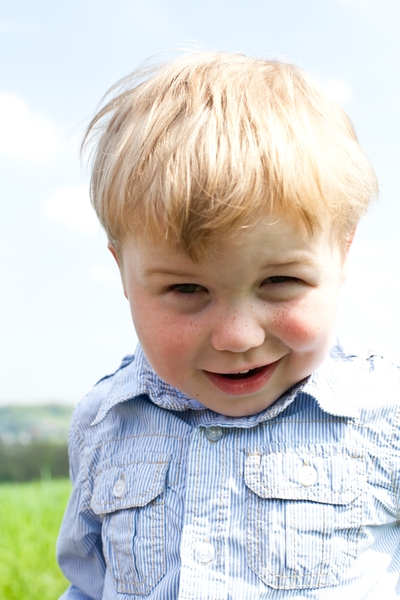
[299, 464, 318, 487]
[112, 478, 126, 498]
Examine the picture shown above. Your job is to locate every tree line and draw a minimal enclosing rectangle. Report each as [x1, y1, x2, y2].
[0, 441, 69, 482]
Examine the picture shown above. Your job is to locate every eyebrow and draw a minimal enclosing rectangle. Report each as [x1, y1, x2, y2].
[144, 257, 318, 278]
[143, 267, 200, 277]
[266, 258, 318, 268]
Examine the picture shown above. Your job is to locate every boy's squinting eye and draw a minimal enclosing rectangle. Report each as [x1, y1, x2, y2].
[169, 283, 205, 294]
[264, 276, 299, 284]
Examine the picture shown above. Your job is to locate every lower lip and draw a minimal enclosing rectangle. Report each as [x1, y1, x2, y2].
[203, 360, 281, 396]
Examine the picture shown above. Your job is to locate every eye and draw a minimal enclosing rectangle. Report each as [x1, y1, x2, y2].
[263, 276, 299, 285]
[169, 283, 205, 294]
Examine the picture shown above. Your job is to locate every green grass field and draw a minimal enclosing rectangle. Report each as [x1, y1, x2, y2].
[0, 479, 71, 599]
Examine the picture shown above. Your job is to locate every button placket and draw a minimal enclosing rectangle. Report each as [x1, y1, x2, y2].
[194, 541, 215, 565]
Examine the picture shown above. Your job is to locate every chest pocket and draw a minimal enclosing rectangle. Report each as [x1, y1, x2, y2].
[244, 446, 366, 590]
[91, 453, 170, 596]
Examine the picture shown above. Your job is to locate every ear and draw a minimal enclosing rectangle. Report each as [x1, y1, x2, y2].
[108, 243, 128, 299]
[108, 242, 120, 266]
[345, 228, 357, 254]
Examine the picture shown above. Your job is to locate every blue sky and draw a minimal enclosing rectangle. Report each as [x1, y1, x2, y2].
[1, 0, 399, 404]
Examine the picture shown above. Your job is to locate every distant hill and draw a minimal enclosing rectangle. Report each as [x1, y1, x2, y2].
[0, 405, 73, 445]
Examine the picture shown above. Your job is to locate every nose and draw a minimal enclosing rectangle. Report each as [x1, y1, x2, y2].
[210, 305, 266, 353]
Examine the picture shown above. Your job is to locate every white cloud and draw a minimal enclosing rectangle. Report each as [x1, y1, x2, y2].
[64, 126, 85, 162]
[335, 0, 373, 17]
[322, 78, 354, 105]
[0, 19, 42, 36]
[43, 185, 100, 235]
[128, 1, 171, 34]
[338, 261, 400, 360]
[90, 264, 121, 286]
[348, 237, 383, 260]
[0, 91, 61, 162]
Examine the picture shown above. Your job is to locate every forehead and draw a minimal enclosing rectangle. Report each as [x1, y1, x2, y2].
[121, 214, 343, 272]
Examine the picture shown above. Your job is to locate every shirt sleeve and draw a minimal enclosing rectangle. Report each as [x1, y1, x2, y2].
[56, 407, 106, 600]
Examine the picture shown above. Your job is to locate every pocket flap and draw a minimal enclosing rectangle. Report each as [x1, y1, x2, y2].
[91, 453, 171, 514]
[244, 446, 365, 505]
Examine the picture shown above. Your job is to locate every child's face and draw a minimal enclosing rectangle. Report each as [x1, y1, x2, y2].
[112, 215, 349, 417]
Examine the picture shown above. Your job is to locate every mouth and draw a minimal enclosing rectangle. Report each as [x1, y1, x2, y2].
[203, 360, 281, 396]
[217, 366, 267, 380]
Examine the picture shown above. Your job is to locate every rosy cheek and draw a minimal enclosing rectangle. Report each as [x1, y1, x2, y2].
[271, 302, 324, 346]
[133, 301, 195, 369]
[156, 327, 191, 359]
[274, 312, 311, 341]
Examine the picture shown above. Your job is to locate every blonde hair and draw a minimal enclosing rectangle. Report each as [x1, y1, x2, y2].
[84, 51, 378, 259]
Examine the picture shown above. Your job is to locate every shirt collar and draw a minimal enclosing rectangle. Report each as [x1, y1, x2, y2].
[91, 343, 359, 427]
[300, 352, 359, 419]
[91, 345, 202, 425]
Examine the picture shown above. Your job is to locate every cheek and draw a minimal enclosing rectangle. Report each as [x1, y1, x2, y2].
[129, 296, 200, 375]
[271, 296, 337, 347]
[272, 309, 313, 343]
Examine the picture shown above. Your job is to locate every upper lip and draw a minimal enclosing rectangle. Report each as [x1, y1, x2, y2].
[203, 361, 277, 375]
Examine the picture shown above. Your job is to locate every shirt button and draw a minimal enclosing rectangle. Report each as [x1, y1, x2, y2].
[113, 478, 126, 498]
[195, 542, 215, 565]
[204, 426, 223, 442]
[299, 465, 318, 487]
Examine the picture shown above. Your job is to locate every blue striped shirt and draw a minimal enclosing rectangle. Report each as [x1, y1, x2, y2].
[57, 342, 400, 599]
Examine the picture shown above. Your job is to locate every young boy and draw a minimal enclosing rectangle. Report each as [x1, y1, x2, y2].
[57, 52, 400, 599]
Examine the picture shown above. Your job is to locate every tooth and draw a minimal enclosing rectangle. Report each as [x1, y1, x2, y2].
[237, 370, 250, 374]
